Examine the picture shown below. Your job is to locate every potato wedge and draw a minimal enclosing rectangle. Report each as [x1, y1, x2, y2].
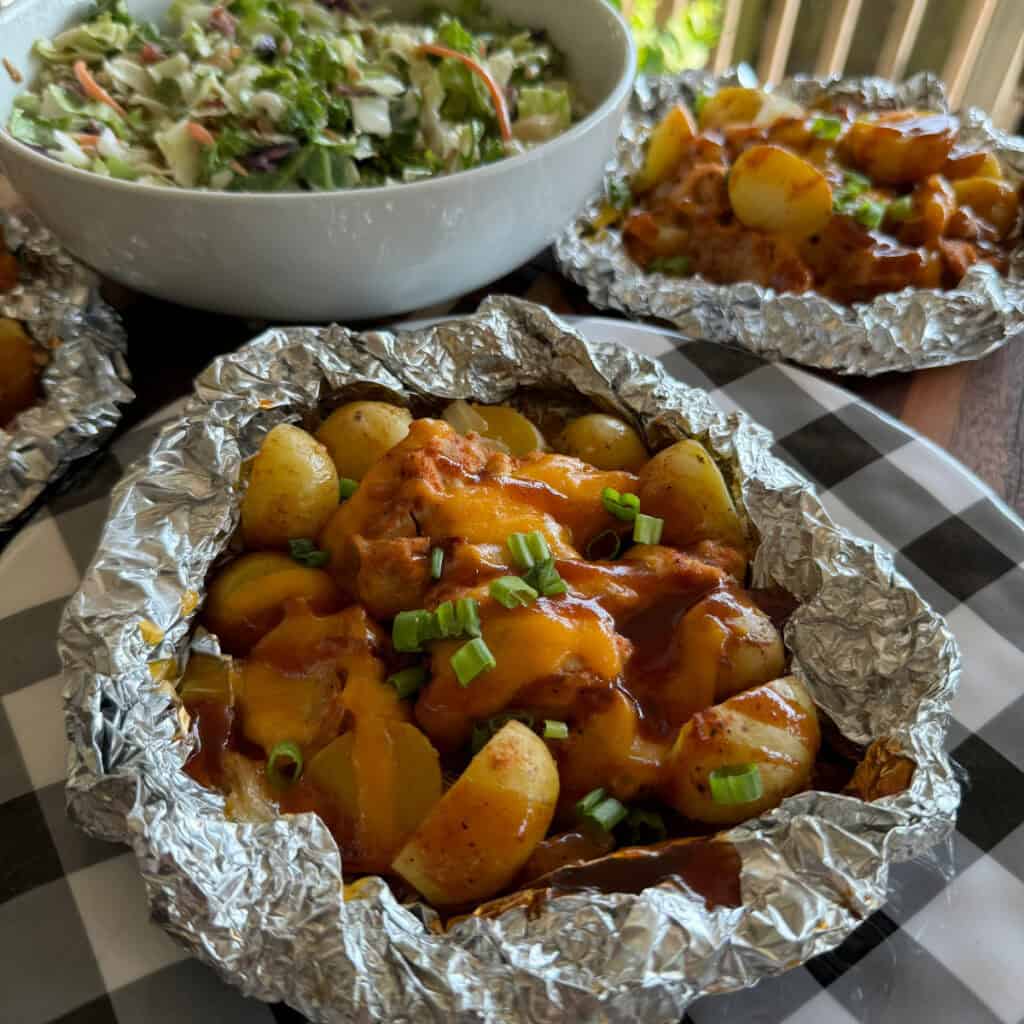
[953, 177, 1020, 238]
[202, 551, 341, 654]
[470, 403, 546, 456]
[392, 721, 558, 905]
[637, 439, 745, 550]
[555, 413, 648, 472]
[676, 588, 785, 704]
[316, 401, 412, 481]
[728, 144, 833, 238]
[842, 111, 957, 185]
[0, 318, 39, 427]
[698, 86, 763, 131]
[661, 675, 820, 826]
[241, 424, 339, 549]
[633, 104, 697, 194]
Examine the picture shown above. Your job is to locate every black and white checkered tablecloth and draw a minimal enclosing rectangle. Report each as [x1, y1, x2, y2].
[1, 316, 1022, 1024]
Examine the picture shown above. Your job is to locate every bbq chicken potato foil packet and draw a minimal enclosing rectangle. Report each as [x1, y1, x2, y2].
[555, 70, 1024, 375]
[60, 297, 960, 1022]
[0, 208, 132, 528]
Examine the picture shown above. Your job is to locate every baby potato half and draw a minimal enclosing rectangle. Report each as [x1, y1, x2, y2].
[316, 400, 412, 480]
[556, 413, 648, 472]
[392, 721, 559, 906]
[241, 424, 339, 549]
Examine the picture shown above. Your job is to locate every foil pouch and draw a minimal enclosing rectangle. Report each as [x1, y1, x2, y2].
[59, 296, 960, 1022]
[555, 70, 1024, 375]
[0, 208, 132, 528]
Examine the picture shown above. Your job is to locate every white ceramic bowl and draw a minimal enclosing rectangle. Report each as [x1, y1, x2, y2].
[0, 0, 634, 320]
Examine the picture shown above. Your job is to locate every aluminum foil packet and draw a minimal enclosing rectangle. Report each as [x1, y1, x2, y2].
[555, 70, 1024, 375]
[60, 296, 960, 1022]
[0, 208, 132, 528]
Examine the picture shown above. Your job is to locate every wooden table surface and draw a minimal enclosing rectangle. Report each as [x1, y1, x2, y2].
[4, 177, 1023, 519]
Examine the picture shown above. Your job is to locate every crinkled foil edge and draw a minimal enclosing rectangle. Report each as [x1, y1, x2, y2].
[555, 70, 1024, 375]
[0, 209, 133, 527]
[59, 296, 960, 1022]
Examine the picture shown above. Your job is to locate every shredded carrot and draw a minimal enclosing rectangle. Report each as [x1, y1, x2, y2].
[3, 57, 23, 85]
[72, 59, 127, 118]
[140, 43, 164, 65]
[187, 121, 216, 147]
[229, 158, 249, 177]
[416, 43, 512, 143]
[76, 133, 101, 149]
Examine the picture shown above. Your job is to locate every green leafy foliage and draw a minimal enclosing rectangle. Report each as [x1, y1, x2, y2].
[606, 0, 721, 74]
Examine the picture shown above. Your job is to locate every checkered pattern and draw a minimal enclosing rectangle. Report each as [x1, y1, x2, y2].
[1, 319, 1022, 1024]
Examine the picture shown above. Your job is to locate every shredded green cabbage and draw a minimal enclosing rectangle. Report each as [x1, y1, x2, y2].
[8, 0, 579, 191]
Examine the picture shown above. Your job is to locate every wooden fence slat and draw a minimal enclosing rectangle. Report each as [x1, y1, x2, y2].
[990, 25, 1024, 129]
[943, 0, 1000, 108]
[876, 0, 929, 81]
[711, 0, 744, 73]
[815, 0, 863, 77]
[758, 0, 802, 83]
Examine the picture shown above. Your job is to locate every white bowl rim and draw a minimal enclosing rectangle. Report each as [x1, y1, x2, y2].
[0, 0, 636, 205]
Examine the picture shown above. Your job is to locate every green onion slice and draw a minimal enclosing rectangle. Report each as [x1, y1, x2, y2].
[435, 600, 458, 637]
[393, 609, 431, 652]
[490, 575, 539, 608]
[576, 787, 607, 815]
[388, 665, 428, 699]
[523, 557, 568, 597]
[266, 740, 303, 788]
[338, 477, 359, 500]
[507, 530, 551, 569]
[430, 546, 444, 579]
[543, 719, 569, 740]
[709, 763, 764, 805]
[601, 487, 640, 521]
[854, 197, 886, 230]
[632, 513, 664, 545]
[606, 175, 633, 211]
[810, 114, 842, 140]
[586, 529, 623, 561]
[288, 538, 329, 568]
[588, 795, 629, 831]
[647, 255, 691, 276]
[887, 194, 914, 221]
[456, 597, 481, 638]
[451, 636, 496, 686]
[626, 808, 667, 843]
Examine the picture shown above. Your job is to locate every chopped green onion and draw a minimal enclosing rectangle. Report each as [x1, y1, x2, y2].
[388, 665, 428, 699]
[451, 636, 496, 686]
[601, 487, 640, 521]
[507, 530, 551, 569]
[588, 795, 629, 831]
[632, 513, 664, 545]
[586, 529, 623, 561]
[393, 609, 431, 653]
[456, 597, 481, 638]
[810, 114, 842, 140]
[576, 787, 607, 815]
[266, 740, 303, 788]
[435, 600, 458, 637]
[430, 546, 444, 579]
[543, 719, 569, 740]
[523, 557, 568, 597]
[709, 763, 764, 805]
[626, 808, 667, 843]
[854, 197, 886, 230]
[606, 175, 633, 211]
[693, 92, 709, 118]
[647, 255, 691, 276]
[888, 194, 914, 222]
[338, 477, 359, 500]
[490, 575, 539, 608]
[288, 538, 329, 568]
[842, 169, 871, 195]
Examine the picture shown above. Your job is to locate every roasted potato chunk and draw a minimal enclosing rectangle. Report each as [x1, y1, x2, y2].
[728, 144, 833, 238]
[555, 414, 648, 472]
[661, 675, 820, 826]
[634, 104, 697, 194]
[0, 318, 39, 428]
[470, 403, 547, 456]
[637, 439, 746, 551]
[392, 721, 558, 905]
[842, 112, 958, 185]
[241, 424, 339, 549]
[953, 177, 1020, 238]
[202, 551, 341, 654]
[698, 86, 762, 131]
[316, 401, 412, 481]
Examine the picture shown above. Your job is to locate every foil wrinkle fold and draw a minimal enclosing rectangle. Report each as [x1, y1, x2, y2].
[59, 297, 960, 1022]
